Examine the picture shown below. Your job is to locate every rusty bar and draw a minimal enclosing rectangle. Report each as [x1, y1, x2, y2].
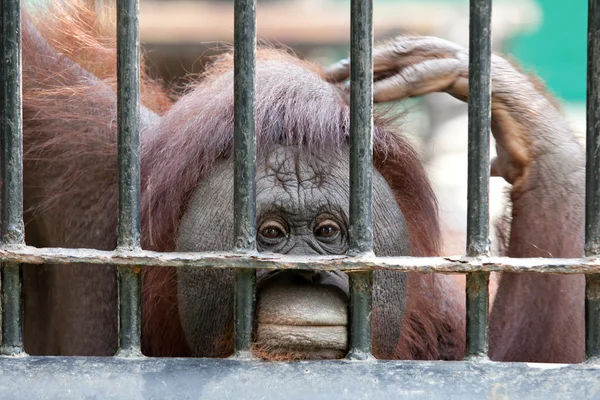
[1, 0, 24, 247]
[1, 247, 600, 274]
[586, 0, 600, 361]
[1, 0, 25, 356]
[347, 0, 374, 360]
[116, 266, 142, 357]
[117, 0, 141, 250]
[233, 0, 257, 356]
[1, 264, 23, 355]
[465, 0, 492, 358]
[466, 271, 490, 357]
[115, 0, 142, 356]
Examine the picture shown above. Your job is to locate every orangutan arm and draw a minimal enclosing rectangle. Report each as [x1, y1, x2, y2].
[325, 36, 585, 363]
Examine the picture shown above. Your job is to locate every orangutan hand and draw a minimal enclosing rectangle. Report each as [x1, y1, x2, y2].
[324, 35, 583, 188]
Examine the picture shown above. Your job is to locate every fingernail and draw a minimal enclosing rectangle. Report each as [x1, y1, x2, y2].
[394, 44, 407, 53]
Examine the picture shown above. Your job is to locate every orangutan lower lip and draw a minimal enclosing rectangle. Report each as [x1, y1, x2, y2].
[255, 275, 349, 358]
[256, 323, 347, 351]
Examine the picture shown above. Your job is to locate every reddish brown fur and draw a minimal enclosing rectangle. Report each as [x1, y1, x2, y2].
[20, 0, 172, 356]
[22, 0, 169, 226]
[25, 1, 171, 114]
[139, 51, 457, 358]
[23, 1, 462, 359]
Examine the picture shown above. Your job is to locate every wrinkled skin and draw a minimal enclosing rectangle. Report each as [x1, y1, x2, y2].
[177, 147, 409, 359]
[19, 5, 585, 364]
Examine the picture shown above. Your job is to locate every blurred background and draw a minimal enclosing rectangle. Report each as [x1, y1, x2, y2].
[137, 0, 586, 254]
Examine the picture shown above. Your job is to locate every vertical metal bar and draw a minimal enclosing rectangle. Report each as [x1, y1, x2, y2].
[116, 0, 141, 357]
[116, 266, 141, 357]
[585, 0, 600, 361]
[347, 0, 374, 361]
[233, 0, 257, 357]
[1, 265, 22, 355]
[117, 0, 141, 250]
[1, 0, 25, 356]
[465, 0, 492, 358]
[465, 270, 490, 357]
[1, 0, 24, 246]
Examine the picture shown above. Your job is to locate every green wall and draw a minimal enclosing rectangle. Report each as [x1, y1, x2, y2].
[371, 0, 588, 102]
[506, 0, 587, 102]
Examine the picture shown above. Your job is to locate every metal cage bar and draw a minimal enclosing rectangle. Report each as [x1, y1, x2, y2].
[465, 0, 492, 358]
[347, 0, 374, 360]
[2, 1, 600, 397]
[1, 0, 25, 356]
[233, 0, 257, 356]
[1, 247, 600, 273]
[116, 0, 142, 356]
[586, 0, 600, 361]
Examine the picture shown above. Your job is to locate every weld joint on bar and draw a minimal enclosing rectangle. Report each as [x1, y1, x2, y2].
[114, 347, 143, 359]
[0, 345, 25, 357]
[346, 350, 376, 361]
[585, 356, 600, 365]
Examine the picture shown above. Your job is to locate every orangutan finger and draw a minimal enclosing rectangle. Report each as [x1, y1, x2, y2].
[380, 36, 462, 60]
[373, 58, 462, 102]
[323, 59, 350, 83]
[324, 52, 413, 83]
[326, 36, 462, 84]
[372, 38, 457, 76]
[445, 76, 470, 102]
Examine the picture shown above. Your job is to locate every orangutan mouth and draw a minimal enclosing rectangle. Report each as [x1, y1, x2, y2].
[255, 323, 348, 360]
[254, 278, 349, 360]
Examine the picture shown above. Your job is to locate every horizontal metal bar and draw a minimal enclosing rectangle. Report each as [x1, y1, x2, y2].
[0, 356, 599, 400]
[0, 246, 598, 273]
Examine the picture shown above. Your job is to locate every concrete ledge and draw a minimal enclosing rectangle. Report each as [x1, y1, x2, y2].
[0, 356, 598, 399]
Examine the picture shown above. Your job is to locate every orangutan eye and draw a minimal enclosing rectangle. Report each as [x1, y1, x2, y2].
[314, 220, 340, 240]
[259, 221, 287, 240]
